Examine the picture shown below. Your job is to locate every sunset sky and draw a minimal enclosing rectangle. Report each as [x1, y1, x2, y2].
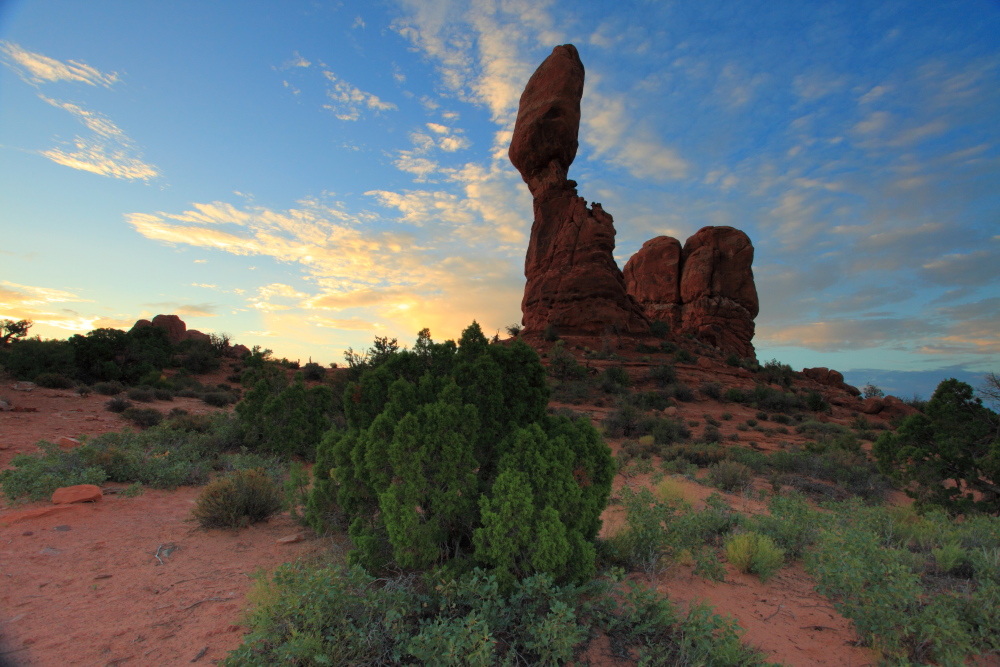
[1, 0, 998, 396]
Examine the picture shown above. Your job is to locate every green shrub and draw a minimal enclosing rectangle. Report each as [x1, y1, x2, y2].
[548, 341, 586, 381]
[105, 396, 133, 413]
[0, 442, 108, 502]
[34, 372, 75, 389]
[662, 443, 728, 467]
[720, 411, 733, 420]
[725, 532, 785, 581]
[700, 381, 723, 400]
[309, 323, 613, 590]
[202, 391, 236, 407]
[126, 387, 155, 402]
[236, 372, 333, 458]
[224, 562, 769, 667]
[599, 365, 631, 393]
[874, 378, 1000, 514]
[745, 493, 817, 559]
[649, 320, 670, 338]
[153, 388, 173, 401]
[675, 349, 695, 364]
[94, 381, 125, 395]
[192, 468, 283, 529]
[301, 361, 326, 381]
[543, 324, 559, 342]
[166, 411, 214, 433]
[648, 363, 677, 387]
[666, 382, 695, 402]
[178, 340, 220, 374]
[603, 401, 641, 437]
[121, 407, 163, 429]
[700, 424, 722, 444]
[707, 461, 752, 493]
[75, 385, 93, 397]
[759, 359, 794, 387]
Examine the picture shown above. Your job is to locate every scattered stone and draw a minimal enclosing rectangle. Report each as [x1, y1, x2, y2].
[22, 531, 33, 536]
[880, 395, 920, 420]
[94, 574, 112, 580]
[275, 533, 305, 545]
[51, 484, 103, 505]
[53, 525, 72, 532]
[12, 382, 35, 392]
[0, 443, 12, 450]
[12, 406, 37, 412]
[58, 436, 81, 450]
[0, 399, 11, 411]
[696, 357, 713, 369]
[664, 406, 678, 417]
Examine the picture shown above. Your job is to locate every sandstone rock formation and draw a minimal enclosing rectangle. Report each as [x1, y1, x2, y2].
[511, 44, 647, 334]
[151, 314, 187, 343]
[623, 227, 758, 358]
[129, 314, 215, 345]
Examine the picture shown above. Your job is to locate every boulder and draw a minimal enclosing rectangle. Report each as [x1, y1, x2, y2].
[51, 484, 103, 504]
[229, 344, 251, 359]
[623, 236, 683, 330]
[0, 399, 10, 411]
[275, 533, 306, 545]
[881, 395, 920, 420]
[58, 436, 81, 450]
[129, 319, 152, 332]
[512, 45, 647, 334]
[677, 226, 758, 359]
[860, 397, 885, 415]
[185, 329, 211, 344]
[843, 383, 862, 397]
[151, 314, 187, 343]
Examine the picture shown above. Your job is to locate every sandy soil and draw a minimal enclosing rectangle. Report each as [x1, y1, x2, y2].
[0, 349, 887, 666]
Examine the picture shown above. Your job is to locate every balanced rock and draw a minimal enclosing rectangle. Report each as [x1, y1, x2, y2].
[512, 45, 647, 334]
[185, 329, 211, 343]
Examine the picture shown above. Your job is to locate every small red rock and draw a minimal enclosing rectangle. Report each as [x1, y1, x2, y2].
[275, 533, 305, 545]
[860, 397, 885, 415]
[58, 436, 81, 450]
[51, 484, 103, 505]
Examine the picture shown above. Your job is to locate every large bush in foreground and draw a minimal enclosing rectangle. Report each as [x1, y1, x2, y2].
[307, 323, 615, 589]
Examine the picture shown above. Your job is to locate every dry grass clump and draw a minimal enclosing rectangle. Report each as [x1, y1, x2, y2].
[192, 468, 282, 530]
[725, 531, 785, 581]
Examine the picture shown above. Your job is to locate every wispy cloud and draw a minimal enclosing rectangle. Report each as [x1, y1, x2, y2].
[0, 40, 119, 87]
[321, 70, 396, 121]
[37, 96, 159, 180]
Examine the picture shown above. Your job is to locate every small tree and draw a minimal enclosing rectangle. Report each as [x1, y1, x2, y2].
[1, 319, 31, 347]
[874, 378, 1000, 514]
[862, 382, 885, 399]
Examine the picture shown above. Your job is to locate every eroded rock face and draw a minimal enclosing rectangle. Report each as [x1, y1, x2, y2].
[624, 227, 758, 358]
[623, 236, 683, 331]
[513, 45, 647, 334]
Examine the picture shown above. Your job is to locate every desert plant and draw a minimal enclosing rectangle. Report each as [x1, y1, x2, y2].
[599, 364, 631, 393]
[505, 322, 523, 337]
[302, 361, 326, 381]
[862, 382, 885, 399]
[648, 320, 670, 338]
[202, 391, 237, 407]
[121, 407, 163, 429]
[873, 378, 1000, 514]
[707, 461, 752, 493]
[700, 381, 723, 400]
[675, 349, 695, 364]
[94, 381, 125, 395]
[126, 387, 155, 402]
[648, 363, 677, 387]
[725, 531, 785, 581]
[34, 372, 75, 389]
[105, 396, 133, 413]
[75, 385, 93, 397]
[543, 324, 560, 342]
[192, 468, 283, 530]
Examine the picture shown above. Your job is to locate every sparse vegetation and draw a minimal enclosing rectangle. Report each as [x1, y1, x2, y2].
[725, 531, 785, 582]
[192, 468, 283, 530]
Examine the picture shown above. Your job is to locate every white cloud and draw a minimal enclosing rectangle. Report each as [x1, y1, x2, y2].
[322, 70, 396, 121]
[36, 96, 159, 180]
[0, 40, 119, 87]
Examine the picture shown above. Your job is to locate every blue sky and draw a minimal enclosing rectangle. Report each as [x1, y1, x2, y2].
[1, 0, 998, 396]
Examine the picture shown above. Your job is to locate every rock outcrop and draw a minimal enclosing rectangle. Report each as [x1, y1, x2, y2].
[511, 44, 648, 335]
[129, 314, 214, 345]
[624, 227, 758, 358]
[51, 484, 103, 504]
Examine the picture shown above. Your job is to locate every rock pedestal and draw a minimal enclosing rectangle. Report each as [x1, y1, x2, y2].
[511, 45, 647, 335]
